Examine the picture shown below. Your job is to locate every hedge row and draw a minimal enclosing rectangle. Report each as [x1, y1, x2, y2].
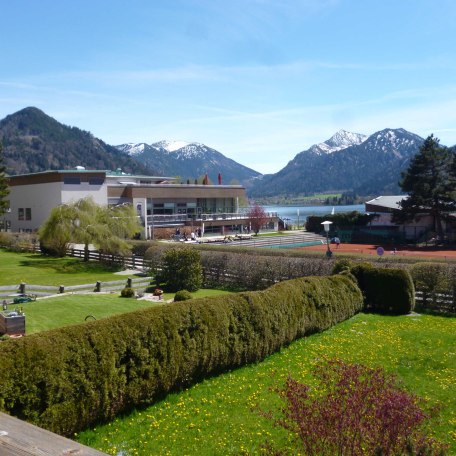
[343, 262, 415, 315]
[145, 244, 334, 290]
[0, 274, 363, 437]
[409, 262, 456, 313]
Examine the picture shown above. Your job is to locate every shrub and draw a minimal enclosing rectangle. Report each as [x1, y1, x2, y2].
[262, 359, 447, 455]
[201, 250, 333, 290]
[332, 258, 353, 275]
[174, 290, 192, 301]
[157, 247, 203, 292]
[120, 287, 135, 298]
[410, 263, 448, 292]
[363, 267, 415, 315]
[305, 212, 374, 233]
[410, 262, 448, 310]
[0, 274, 362, 436]
[349, 261, 374, 292]
[0, 231, 14, 248]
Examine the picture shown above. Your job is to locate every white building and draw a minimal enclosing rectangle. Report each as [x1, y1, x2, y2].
[4, 169, 279, 237]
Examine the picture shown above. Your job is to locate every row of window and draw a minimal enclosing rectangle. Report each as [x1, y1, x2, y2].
[18, 208, 32, 221]
[63, 177, 104, 185]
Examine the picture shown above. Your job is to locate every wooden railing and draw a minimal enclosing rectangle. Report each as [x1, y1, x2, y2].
[415, 289, 456, 314]
[0, 276, 151, 304]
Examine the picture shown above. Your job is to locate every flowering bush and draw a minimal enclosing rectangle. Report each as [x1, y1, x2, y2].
[263, 359, 447, 455]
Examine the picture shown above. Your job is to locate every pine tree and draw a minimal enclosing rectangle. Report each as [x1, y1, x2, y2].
[394, 135, 456, 240]
[0, 142, 10, 215]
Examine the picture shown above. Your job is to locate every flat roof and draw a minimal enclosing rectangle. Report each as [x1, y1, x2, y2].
[7, 169, 106, 178]
[7, 169, 175, 179]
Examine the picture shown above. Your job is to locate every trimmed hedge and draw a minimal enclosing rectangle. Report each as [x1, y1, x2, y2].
[0, 274, 362, 437]
[351, 264, 415, 315]
[174, 290, 193, 301]
[201, 250, 334, 290]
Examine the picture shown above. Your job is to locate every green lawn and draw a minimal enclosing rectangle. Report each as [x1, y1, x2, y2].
[77, 313, 456, 455]
[0, 249, 129, 286]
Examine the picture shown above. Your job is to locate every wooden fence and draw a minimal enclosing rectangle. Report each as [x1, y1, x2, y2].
[0, 276, 152, 305]
[415, 290, 456, 314]
[67, 248, 147, 270]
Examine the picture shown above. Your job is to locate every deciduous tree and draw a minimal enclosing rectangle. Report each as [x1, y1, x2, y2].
[246, 202, 269, 235]
[39, 197, 141, 259]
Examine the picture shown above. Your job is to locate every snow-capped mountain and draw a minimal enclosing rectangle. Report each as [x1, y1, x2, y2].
[116, 141, 261, 187]
[249, 128, 425, 197]
[309, 130, 367, 155]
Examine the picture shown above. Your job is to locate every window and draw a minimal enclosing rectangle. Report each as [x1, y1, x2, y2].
[64, 176, 81, 185]
[18, 208, 32, 220]
[89, 177, 104, 185]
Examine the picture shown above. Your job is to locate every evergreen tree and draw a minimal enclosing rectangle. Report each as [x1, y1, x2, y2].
[0, 142, 9, 215]
[157, 247, 202, 292]
[394, 135, 456, 240]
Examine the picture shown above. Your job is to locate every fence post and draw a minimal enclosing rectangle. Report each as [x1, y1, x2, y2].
[95, 281, 101, 292]
[132, 255, 135, 269]
[19, 283, 26, 294]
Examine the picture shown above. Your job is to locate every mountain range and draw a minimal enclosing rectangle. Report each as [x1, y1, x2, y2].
[1, 107, 452, 197]
[116, 140, 260, 187]
[0, 107, 151, 176]
[248, 128, 426, 197]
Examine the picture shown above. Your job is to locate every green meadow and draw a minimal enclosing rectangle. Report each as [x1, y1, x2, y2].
[77, 313, 456, 455]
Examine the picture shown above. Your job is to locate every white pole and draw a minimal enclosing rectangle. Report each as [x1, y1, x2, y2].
[144, 198, 148, 240]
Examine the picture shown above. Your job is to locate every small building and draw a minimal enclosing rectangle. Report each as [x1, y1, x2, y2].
[365, 195, 454, 242]
[3, 169, 279, 238]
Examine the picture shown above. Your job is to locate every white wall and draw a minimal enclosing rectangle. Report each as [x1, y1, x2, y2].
[6, 182, 107, 232]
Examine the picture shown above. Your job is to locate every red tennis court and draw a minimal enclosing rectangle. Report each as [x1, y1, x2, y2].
[296, 243, 456, 260]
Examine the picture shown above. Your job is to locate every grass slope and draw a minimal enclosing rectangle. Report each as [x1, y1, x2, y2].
[77, 313, 456, 455]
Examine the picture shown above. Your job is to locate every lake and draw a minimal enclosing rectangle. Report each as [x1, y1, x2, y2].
[262, 204, 365, 225]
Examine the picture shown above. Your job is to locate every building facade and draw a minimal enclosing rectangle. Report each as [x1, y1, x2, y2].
[365, 195, 455, 242]
[4, 169, 279, 237]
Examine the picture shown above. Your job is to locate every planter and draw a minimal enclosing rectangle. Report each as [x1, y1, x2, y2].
[0, 311, 26, 336]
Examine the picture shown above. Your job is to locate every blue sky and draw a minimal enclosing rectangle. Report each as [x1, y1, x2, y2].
[1, 0, 456, 174]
